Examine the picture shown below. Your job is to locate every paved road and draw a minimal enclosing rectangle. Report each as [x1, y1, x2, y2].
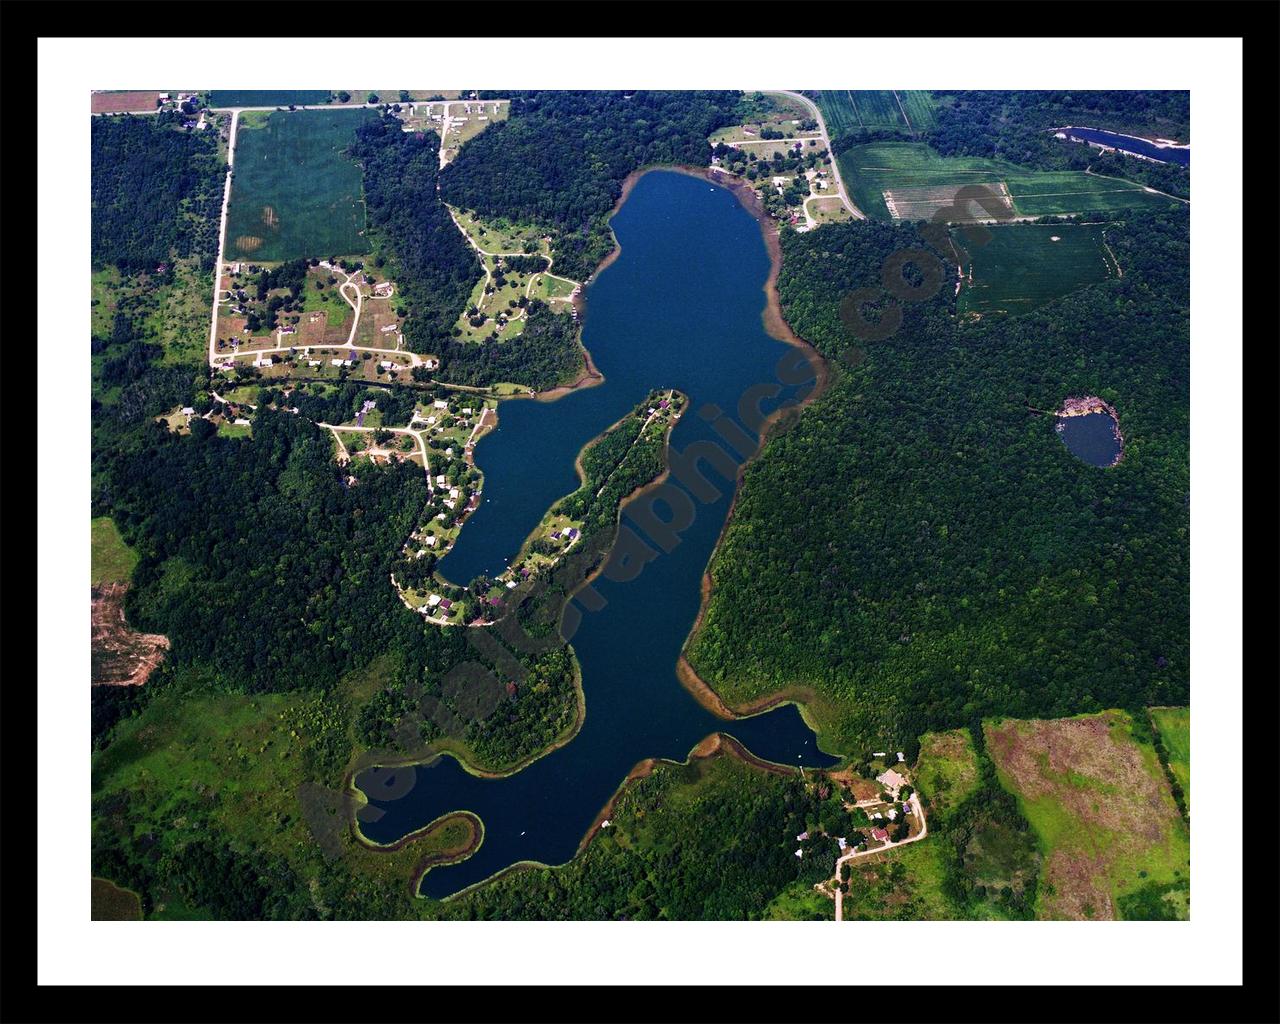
[776, 91, 865, 220]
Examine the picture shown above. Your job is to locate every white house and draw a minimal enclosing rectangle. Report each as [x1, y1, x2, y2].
[427, 594, 442, 607]
[330, 359, 344, 367]
[380, 361, 394, 369]
[433, 400, 448, 409]
[424, 535, 437, 547]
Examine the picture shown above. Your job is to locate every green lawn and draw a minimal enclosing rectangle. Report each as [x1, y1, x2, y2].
[226, 108, 378, 262]
[957, 223, 1117, 315]
[91, 517, 139, 585]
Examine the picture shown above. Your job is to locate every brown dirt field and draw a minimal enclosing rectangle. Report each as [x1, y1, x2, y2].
[262, 206, 279, 229]
[986, 713, 1172, 843]
[236, 235, 263, 253]
[91, 91, 159, 114]
[828, 771, 882, 802]
[986, 712, 1186, 920]
[91, 583, 169, 686]
[91, 877, 144, 920]
[1042, 851, 1116, 921]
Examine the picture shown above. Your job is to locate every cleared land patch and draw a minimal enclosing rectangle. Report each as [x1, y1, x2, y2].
[884, 181, 1014, 222]
[91, 517, 139, 586]
[914, 729, 980, 819]
[91, 582, 170, 687]
[985, 710, 1189, 921]
[225, 108, 378, 262]
[956, 223, 1116, 315]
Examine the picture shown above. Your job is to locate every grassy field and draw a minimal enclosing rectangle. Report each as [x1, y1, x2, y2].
[226, 108, 378, 262]
[92, 655, 474, 920]
[1149, 706, 1190, 806]
[92, 258, 211, 365]
[840, 833, 957, 920]
[451, 207, 549, 256]
[808, 197, 855, 225]
[838, 142, 1182, 221]
[210, 90, 332, 108]
[914, 728, 980, 818]
[957, 223, 1116, 315]
[985, 710, 1190, 920]
[91, 517, 139, 586]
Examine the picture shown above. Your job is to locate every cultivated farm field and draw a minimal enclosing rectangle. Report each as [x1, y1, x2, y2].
[209, 90, 332, 108]
[816, 90, 936, 136]
[225, 108, 378, 262]
[839, 142, 1182, 221]
[956, 223, 1117, 316]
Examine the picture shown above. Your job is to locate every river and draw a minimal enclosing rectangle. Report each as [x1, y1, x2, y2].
[354, 169, 839, 899]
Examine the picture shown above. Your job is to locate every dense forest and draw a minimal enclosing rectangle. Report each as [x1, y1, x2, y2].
[347, 115, 480, 352]
[91, 112, 225, 273]
[443, 91, 742, 280]
[927, 91, 1190, 198]
[687, 208, 1190, 754]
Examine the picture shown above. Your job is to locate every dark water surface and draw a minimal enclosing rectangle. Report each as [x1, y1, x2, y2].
[355, 171, 838, 899]
[1059, 126, 1190, 168]
[1057, 412, 1123, 467]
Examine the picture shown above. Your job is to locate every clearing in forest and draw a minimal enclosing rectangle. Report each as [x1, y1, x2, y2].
[985, 710, 1190, 921]
[956, 223, 1117, 315]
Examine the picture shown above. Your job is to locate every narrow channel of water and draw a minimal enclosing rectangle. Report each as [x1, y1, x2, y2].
[1056, 126, 1190, 167]
[355, 170, 839, 899]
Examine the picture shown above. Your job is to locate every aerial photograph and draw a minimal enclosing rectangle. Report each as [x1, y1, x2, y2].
[86, 84, 1192, 927]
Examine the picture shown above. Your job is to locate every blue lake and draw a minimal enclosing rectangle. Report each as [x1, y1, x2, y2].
[1057, 412, 1123, 467]
[355, 170, 839, 899]
[1058, 126, 1190, 168]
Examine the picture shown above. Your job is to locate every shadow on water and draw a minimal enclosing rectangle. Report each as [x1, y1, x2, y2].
[355, 171, 838, 900]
